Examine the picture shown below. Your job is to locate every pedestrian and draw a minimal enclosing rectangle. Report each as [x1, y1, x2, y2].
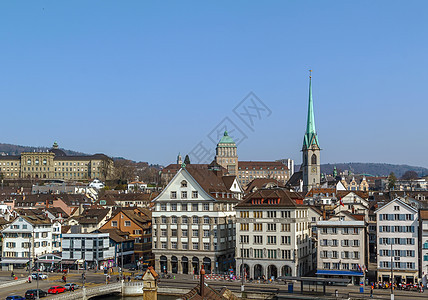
[370, 284, 374, 298]
[28, 275, 32, 283]
[71, 285, 74, 292]
[127, 276, 131, 282]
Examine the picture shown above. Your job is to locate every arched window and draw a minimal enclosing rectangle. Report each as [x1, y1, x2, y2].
[181, 180, 187, 188]
[311, 154, 317, 165]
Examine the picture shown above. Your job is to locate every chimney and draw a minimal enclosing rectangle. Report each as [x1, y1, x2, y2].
[199, 264, 205, 297]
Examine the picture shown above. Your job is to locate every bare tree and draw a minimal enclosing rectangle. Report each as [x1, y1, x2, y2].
[114, 159, 136, 182]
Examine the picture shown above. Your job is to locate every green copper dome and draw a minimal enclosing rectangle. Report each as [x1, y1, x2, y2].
[218, 131, 235, 145]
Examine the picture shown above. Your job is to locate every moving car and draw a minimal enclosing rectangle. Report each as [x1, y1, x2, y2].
[47, 286, 66, 294]
[6, 296, 25, 300]
[25, 289, 47, 299]
[64, 283, 79, 291]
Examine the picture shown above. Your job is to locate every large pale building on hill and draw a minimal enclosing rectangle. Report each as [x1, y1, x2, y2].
[0, 142, 113, 181]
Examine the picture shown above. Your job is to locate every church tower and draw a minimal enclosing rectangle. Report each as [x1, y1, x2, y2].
[215, 131, 238, 175]
[302, 72, 320, 192]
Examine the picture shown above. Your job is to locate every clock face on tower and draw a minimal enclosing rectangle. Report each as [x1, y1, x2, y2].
[311, 167, 317, 173]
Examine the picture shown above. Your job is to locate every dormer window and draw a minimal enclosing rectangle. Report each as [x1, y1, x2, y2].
[181, 180, 187, 188]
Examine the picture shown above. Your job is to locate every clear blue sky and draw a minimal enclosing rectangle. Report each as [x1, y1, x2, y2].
[1, 1, 427, 167]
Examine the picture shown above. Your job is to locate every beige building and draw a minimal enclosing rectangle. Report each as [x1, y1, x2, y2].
[153, 165, 243, 274]
[0, 142, 113, 181]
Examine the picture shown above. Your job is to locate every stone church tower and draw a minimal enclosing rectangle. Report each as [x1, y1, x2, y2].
[302, 73, 320, 193]
[215, 131, 238, 175]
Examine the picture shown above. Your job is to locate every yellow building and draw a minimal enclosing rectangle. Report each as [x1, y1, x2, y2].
[0, 142, 113, 181]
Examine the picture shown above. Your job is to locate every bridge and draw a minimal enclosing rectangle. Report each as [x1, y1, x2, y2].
[48, 282, 143, 300]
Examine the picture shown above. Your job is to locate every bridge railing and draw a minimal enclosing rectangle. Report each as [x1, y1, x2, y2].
[48, 282, 122, 300]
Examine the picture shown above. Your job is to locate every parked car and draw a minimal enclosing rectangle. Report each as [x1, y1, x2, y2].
[6, 296, 25, 300]
[25, 289, 47, 299]
[64, 283, 79, 291]
[134, 273, 144, 280]
[47, 286, 66, 294]
[31, 273, 47, 280]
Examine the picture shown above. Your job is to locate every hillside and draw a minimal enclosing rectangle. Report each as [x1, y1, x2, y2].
[321, 163, 428, 178]
[0, 143, 88, 156]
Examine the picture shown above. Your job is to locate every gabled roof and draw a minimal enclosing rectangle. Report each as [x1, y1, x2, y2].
[374, 197, 417, 214]
[337, 190, 369, 200]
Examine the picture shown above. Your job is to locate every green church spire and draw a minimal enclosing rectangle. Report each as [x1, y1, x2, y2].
[303, 70, 319, 149]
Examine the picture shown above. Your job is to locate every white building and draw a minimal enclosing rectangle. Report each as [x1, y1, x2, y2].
[152, 165, 242, 274]
[419, 210, 428, 286]
[376, 198, 419, 284]
[89, 179, 105, 190]
[316, 214, 366, 285]
[62, 233, 114, 269]
[1, 215, 61, 270]
[235, 188, 311, 279]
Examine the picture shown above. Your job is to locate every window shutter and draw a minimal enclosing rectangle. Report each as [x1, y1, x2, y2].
[379, 214, 382, 221]
[399, 214, 405, 221]
[379, 238, 382, 244]
[379, 227, 383, 232]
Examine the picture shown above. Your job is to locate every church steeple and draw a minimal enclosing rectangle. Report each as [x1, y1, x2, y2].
[303, 71, 319, 150]
[301, 70, 321, 193]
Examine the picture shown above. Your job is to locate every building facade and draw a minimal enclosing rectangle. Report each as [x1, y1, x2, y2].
[419, 210, 428, 286]
[1, 215, 61, 269]
[376, 198, 419, 284]
[235, 188, 312, 279]
[316, 218, 366, 285]
[62, 233, 114, 269]
[0, 142, 113, 181]
[152, 166, 241, 274]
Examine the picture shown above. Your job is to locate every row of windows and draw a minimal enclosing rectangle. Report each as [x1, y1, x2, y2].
[378, 214, 414, 221]
[379, 261, 415, 269]
[156, 216, 214, 224]
[379, 225, 415, 233]
[5, 241, 49, 248]
[160, 202, 207, 211]
[160, 241, 216, 251]
[379, 238, 415, 245]
[320, 239, 360, 247]
[240, 223, 305, 232]
[320, 251, 360, 259]
[158, 229, 217, 237]
[379, 250, 415, 257]
[320, 227, 360, 234]
[170, 191, 198, 199]
[322, 263, 359, 270]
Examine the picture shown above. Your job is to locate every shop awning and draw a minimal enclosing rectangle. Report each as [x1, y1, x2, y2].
[316, 270, 363, 276]
[1, 259, 29, 264]
[61, 260, 77, 264]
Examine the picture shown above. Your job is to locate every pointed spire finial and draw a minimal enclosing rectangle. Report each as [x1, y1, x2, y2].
[309, 69, 312, 79]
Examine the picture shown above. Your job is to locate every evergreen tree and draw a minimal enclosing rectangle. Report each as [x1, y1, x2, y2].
[184, 155, 190, 165]
[388, 172, 397, 190]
